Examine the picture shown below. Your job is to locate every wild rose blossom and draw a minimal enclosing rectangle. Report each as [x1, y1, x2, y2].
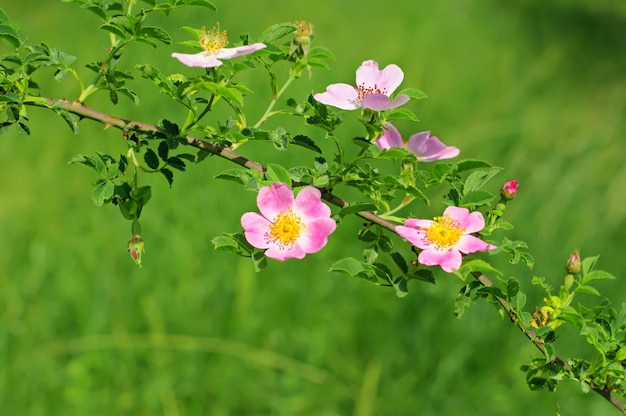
[314, 60, 410, 111]
[241, 182, 336, 261]
[172, 25, 266, 68]
[396, 206, 495, 273]
[374, 123, 459, 161]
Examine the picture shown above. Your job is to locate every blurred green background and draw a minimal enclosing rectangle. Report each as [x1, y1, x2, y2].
[1, 0, 625, 415]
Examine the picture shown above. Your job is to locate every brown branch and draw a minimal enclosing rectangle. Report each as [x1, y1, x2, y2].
[473, 272, 626, 415]
[25, 96, 398, 233]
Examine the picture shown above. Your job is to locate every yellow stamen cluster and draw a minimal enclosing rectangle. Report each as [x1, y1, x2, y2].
[425, 214, 465, 249]
[199, 25, 228, 53]
[356, 83, 386, 100]
[268, 209, 305, 248]
[294, 20, 314, 38]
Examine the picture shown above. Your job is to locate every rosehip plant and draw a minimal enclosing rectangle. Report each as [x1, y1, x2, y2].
[1, 1, 624, 413]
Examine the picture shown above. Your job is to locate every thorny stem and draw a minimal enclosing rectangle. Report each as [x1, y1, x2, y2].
[473, 272, 626, 415]
[22, 95, 626, 414]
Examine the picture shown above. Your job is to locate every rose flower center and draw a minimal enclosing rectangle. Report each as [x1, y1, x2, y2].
[425, 214, 465, 249]
[268, 209, 305, 248]
[199, 25, 228, 54]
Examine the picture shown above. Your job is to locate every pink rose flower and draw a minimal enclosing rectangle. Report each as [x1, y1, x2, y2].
[374, 123, 459, 161]
[241, 182, 337, 261]
[172, 25, 266, 68]
[396, 206, 496, 273]
[314, 60, 410, 111]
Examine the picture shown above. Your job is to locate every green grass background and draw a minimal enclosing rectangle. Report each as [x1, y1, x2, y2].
[1, 0, 625, 415]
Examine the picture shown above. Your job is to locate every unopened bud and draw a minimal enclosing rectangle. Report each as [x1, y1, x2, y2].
[128, 235, 145, 267]
[564, 274, 574, 290]
[500, 179, 518, 200]
[565, 249, 581, 274]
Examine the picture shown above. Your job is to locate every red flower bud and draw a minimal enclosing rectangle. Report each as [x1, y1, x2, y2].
[500, 179, 518, 200]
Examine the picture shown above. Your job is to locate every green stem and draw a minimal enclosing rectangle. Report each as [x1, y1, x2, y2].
[253, 75, 296, 128]
[77, 40, 130, 103]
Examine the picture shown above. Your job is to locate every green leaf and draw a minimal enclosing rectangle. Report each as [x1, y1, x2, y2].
[395, 88, 427, 100]
[258, 22, 297, 43]
[53, 109, 79, 135]
[460, 190, 496, 208]
[576, 285, 601, 296]
[68, 154, 96, 169]
[215, 168, 254, 185]
[265, 163, 292, 184]
[582, 270, 616, 285]
[582, 255, 600, 275]
[505, 277, 520, 299]
[0, 8, 12, 25]
[463, 167, 503, 193]
[391, 251, 408, 274]
[0, 24, 20, 48]
[177, 0, 217, 11]
[461, 259, 502, 276]
[377, 147, 414, 160]
[291, 134, 321, 154]
[453, 159, 493, 174]
[167, 156, 186, 171]
[160, 167, 174, 186]
[329, 257, 376, 282]
[385, 106, 419, 122]
[144, 148, 159, 170]
[409, 268, 435, 284]
[92, 180, 114, 207]
[338, 202, 378, 217]
[212, 233, 254, 256]
[137, 26, 172, 46]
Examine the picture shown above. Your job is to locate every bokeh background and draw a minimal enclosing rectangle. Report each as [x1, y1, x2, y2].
[1, 0, 625, 415]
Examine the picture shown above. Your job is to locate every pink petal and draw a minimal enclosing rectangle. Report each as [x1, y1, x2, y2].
[293, 186, 331, 222]
[442, 206, 485, 234]
[216, 43, 266, 59]
[456, 235, 496, 254]
[241, 212, 271, 249]
[361, 93, 409, 111]
[406, 131, 459, 162]
[404, 218, 433, 229]
[373, 123, 404, 149]
[257, 182, 294, 220]
[171, 52, 223, 68]
[418, 247, 463, 273]
[395, 225, 430, 250]
[298, 218, 336, 254]
[355, 60, 404, 95]
[264, 243, 306, 261]
[314, 83, 360, 110]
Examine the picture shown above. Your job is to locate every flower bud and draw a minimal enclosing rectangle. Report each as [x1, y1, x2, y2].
[128, 235, 144, 267]
[500, 179, 518, 200]
[565, 249, 581, 274]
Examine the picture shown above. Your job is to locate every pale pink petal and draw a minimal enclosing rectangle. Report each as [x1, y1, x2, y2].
[373, 123, 404, 149]
[406, 132, 460, 162]
[171, 52, 223, 68]
[355, 61, 404, 95]
[361, 93, 409, 111]
[257, 182, 294, 220]
[442, 206, 471, 226]
[461, 212, 486, 234]
[215, 43, 266, 59]
[378, 63, 405, 95]
[456, 235, 496, 254]
[404, 218, 433, 229]
[241, 212, 271, 249]
[298, 218, 336, 254]
[264, 243, 306, 261]
[418, 247, 463, 273]
[395, 225, 430, 250]
[314, 83, 360, 110]
[293, 186, 330, 221]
